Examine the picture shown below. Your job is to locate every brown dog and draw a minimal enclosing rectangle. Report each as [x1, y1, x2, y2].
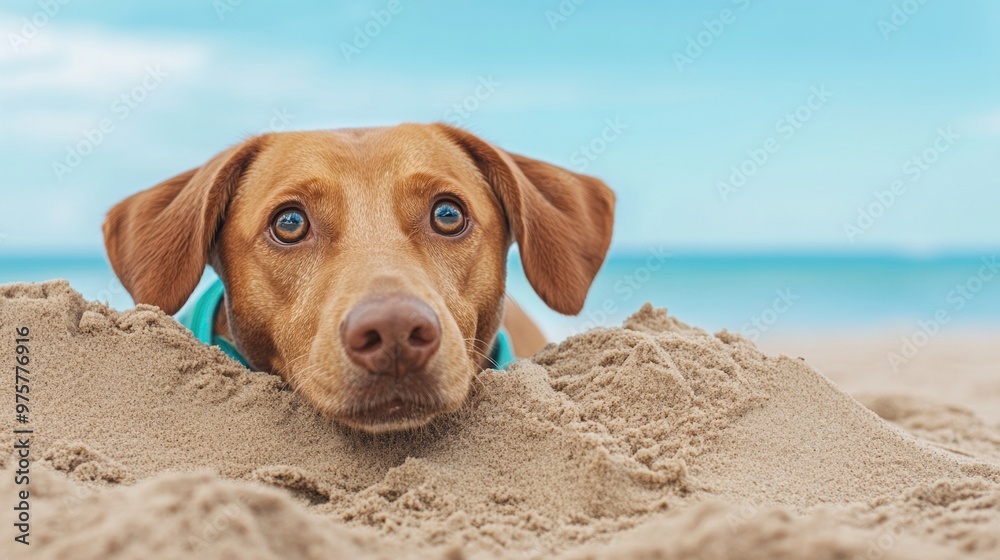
[103, 123, 614, 433]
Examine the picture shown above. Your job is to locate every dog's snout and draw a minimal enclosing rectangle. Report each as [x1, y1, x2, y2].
[341, 295, 441, 375]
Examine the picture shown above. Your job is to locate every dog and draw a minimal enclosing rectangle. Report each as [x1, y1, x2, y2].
[103, 123, 615, 433]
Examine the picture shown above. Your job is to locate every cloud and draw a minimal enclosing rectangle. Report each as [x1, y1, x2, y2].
[0, 15, 211, 146]
[0, 17, 209, 95]
[961, 109, 1000, 136]
[4, 109, 97, 141]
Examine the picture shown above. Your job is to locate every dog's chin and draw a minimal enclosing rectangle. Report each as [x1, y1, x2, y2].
[335, 397, 449, 433]
[296, 361, 474, 434]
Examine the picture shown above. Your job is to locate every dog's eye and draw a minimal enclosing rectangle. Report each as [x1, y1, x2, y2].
[271, 209, 309, 244]
[431, 200, 466, 236]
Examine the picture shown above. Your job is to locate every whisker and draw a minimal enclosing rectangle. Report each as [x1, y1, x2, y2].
[273, 351, 318, 399]
[462, 336, 502, 369]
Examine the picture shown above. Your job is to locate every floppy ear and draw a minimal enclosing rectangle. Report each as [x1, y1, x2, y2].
[434, 124, 615, 315]
[102, 137, 266, 315]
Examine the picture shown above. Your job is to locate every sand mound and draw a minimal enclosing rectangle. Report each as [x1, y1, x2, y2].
[1, 280, 998, 559]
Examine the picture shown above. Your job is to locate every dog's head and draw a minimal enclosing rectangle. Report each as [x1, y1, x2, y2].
[103, 124, 614, 432]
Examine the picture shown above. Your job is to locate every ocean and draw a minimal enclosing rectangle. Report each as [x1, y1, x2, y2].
[2, 252, 998, 340]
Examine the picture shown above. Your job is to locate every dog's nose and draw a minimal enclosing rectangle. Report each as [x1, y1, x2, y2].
[341, 295, 441, 375]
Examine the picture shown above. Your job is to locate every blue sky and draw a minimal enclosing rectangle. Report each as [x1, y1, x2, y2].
[2, 0, 999, 255]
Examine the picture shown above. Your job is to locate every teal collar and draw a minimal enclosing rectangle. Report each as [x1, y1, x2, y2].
[175, 279, 517, 370]
[489, 329, 516, 370]
[175, 279, 250, 368]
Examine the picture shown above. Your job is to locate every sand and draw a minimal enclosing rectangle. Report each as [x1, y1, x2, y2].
[760, 332, 1000, 426]
[1, 280, 998, 559]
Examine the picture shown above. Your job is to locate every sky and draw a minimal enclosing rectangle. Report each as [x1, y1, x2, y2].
[1, 0, 999, 256]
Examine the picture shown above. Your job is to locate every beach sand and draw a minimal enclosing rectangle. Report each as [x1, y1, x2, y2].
[1, 280, 997, 559]
[760, 331, 1000, 427]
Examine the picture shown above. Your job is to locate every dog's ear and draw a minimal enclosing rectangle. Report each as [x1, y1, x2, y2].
[103, 137, 266, 315]
[435, 124, 615, 315]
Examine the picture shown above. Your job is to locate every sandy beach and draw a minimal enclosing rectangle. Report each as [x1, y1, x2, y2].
[2, 280, 998, 559]
[761, 331, 1000, 427]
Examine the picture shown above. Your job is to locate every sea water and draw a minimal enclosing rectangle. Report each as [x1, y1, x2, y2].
[1, 252, 997, 340]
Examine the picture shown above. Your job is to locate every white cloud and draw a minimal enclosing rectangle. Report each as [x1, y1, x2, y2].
[0, 12, 697, 141]
[2, 109, 96, 142]
[960, 109, 1000, 136]
[0, 17, 209, 95]
[0, 15, 213, 147]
